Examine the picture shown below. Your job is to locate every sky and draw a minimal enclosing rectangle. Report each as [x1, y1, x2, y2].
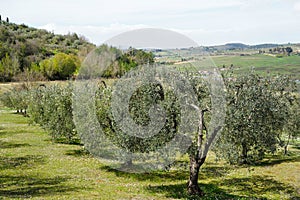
[1, 0, 300, 46]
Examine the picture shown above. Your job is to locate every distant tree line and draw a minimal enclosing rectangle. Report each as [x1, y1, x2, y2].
[263, 46, 294, 56]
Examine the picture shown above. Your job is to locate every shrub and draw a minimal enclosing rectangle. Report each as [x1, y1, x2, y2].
[39, 53, 80, 80]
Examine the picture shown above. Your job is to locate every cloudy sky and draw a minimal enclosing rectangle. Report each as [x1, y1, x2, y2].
[1, 0, 300, 46]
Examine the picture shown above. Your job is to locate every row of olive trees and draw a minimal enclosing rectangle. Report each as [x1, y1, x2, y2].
[94, 71, 299, 195]
[1, 70, 298, 196]
[0, 83, 76, 142]
[90, 70, 299, 195]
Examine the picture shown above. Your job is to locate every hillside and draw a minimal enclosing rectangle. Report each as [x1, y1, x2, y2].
[0, 20, 95, 81]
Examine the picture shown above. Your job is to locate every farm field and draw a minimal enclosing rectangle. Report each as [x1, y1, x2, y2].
[158, 53, 300, 80]
[211, 54, 300, 79]
[0, 103, 299, 199]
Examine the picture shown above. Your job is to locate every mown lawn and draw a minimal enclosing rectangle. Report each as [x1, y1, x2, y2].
[0, 106, 299, 200]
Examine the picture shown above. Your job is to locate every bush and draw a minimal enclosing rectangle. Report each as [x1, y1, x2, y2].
[39, 53, 80, 80]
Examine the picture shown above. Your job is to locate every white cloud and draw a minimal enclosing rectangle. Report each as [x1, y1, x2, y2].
[294, 2, 300, 11]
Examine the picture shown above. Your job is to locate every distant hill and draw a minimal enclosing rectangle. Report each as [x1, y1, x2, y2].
[250, 43, 280, 49]
[206, 43, 296, 51]
[0, 20, 95, 81]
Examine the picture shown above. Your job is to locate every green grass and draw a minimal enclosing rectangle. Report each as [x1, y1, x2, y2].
[211, 54, 300, 79]
[164, 54, 300, 80]
[0, 106, 299, 199]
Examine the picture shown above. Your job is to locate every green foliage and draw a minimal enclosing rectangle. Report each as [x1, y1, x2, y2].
[39, 53, 80, 80]
[0, 53, 20, 81]
[95, 82, 180, 153]
[28, 84, 76, 142]
[284, 97, 300, 139]
[215, 71, 297, 164]
[0, 22, 95, 82]
[0, 87, 29, 114]
[89, 45, 155, 78]
[13, 64, 46, 82]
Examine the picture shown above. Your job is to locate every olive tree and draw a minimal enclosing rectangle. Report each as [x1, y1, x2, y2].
[86, 68, 224, 196]
[214, 72, 297, 164]
[74, 44, 225, 197]
[28, 83, 76, 142]
[0, 88, 29, 114]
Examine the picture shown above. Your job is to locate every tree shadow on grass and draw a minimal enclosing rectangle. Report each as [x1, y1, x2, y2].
[254, 153, 300, 167]
[99, 162, 232, 183]
[211, 175, 300, 199]
[65, 149, 90, 157]
[44, 138, 82, 145]
[99, 165, 189, 182]
[0, 155, 46, 170]
[291, 143, 300, 150]
[146, 182, 248, 200]
[147, 175, 300, 200]
[0, 140, 31, 149]
[0, 175, 80, 198]
[56, 138, 82, 145]
[0, 129, 27, 137]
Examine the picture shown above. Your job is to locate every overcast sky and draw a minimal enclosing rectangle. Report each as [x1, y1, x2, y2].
[1, 0, 300, 46]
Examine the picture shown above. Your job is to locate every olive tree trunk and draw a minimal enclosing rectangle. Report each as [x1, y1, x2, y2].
[188, 156, 206, 196]
[187, 105, 221, 197]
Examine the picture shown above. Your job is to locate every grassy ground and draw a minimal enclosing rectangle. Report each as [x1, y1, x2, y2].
[0, 106, 299, 200]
